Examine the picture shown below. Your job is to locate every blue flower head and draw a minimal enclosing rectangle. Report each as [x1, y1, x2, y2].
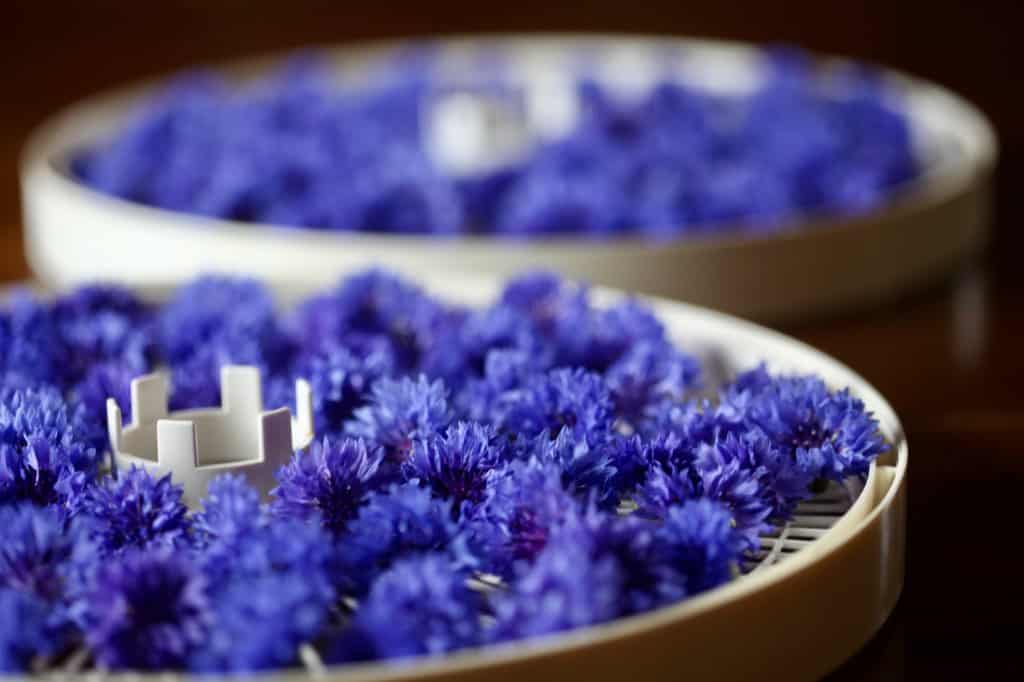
[289, 270, 451, 370]
[440, 304, 545, 380]
[404, 422, 502, 517]
[164, 345, 223, 410]
[0, 504, 94, 606]
[553, 299, 667, 372]
[500, 271, 589, 335]
[0, 386, 98, 509]
[193, 474, 264, 550]
[638, 395, 748, 446]
[72, 361, 138, 451]
[494, 164, 626, 237]
[692, 435, 777, 549]
[605, 340, 700, 423]
[0, 588, 61, 673]
[468, 458, 579, 576]
[733, 367, 888, 480]
[191, 516, 335, 672]
[79, 467, 190, 555]
[297, 342, 395, 434]
[452, 348, 543, 424]
[0, 293, 61, 388]
[544, 509, 686, 618]
[495, 367, 613, 441]
[335, 554, 483, 661]
[489, 528, 621, 642]
[530, 428, 618, 506]
[346, 376, 451, 467]
[157, 276, 289, 371]
[655, 499, 745, 595]
[272, 437, 382, 534]
[634, 460, 696, 522]
[79, 548, 210, 671]
[190, 567, 333, 673]
[333, 482, 458, 597]
[51, 285, 154, 385]
[593, 516, 689, 616]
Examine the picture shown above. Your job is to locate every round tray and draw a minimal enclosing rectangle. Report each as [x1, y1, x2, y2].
[33, 274, 907, 681]
[20, 34, 994, 320]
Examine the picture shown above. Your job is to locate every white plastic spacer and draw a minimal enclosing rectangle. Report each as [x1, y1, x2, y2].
[106, 365, 315, 508]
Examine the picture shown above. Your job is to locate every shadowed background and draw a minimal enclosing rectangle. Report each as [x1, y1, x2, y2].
[5, 1, 1022, 678]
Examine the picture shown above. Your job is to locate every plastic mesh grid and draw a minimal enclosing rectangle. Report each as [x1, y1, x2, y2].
[745, 480, 859, 574]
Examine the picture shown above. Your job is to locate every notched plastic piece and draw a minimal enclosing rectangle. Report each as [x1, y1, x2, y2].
[106, 365, 315, 507]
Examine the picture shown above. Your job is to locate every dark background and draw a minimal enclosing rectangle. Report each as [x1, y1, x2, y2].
[5, 2, 1023, 678]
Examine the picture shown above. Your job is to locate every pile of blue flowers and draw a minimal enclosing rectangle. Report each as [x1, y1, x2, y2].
[74, 48, 918, 238]
[0, 271, 887, 673]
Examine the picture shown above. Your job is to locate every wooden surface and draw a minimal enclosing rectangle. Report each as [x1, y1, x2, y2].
[5, 2, 1022, 678]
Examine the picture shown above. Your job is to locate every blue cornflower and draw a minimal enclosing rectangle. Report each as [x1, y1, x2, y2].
[296, 342, 395, 434]
[272, 437, 382, 534]
[0, 293, 61, 388]
[79, 548, 210, 671]
[609, 435, 666, 504]
[191, 517, 335, 672]
[345, 376, 451, 467]
[553, 299, 667, 372]
[0, 588, 60, 672]
[640, 431, 697, 472]
[692, 436, 777, 550]
[540, 509, 686, 618]
[0, 504, 94, 605]
[605, 340, 700, 423]
[165, 343, 291, 411]
[404, 422, 502, 517]
[434, 303, 545, 380]
[638, 396, 747, 446]
[288, 270, 451, 370]
[0, 386, 97, 509]
[494, 367, 613, 441]
[710, 428, 817, 521]
[51, 285, 154, 385]
[467, 458, 579, 576]
[494, 165, 626, 236]
[499, 270, 566, 312]
[452, 348, 543, 424]
[529, 429, 618, 506]
[733, 367, 888, 480]
[585, 515, 688, 615]
[190, 570, 333, 673]
[78, 467, 190, 554]
[499, 271, 590, 335]
[334, 554, 483, 661]
[655, 499, 745, 594]
[157, 276, 289, 371]
[489, 530, 621, 642]
[333, 482, 458, 597]
[72, 361, 138, 451]
[193, 474, 263, 544]
[634, 461, 696, 521]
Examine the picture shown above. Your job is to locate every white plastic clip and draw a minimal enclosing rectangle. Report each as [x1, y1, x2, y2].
[106, 365, 315, 508]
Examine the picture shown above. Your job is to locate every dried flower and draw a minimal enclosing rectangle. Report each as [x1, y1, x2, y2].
[79, 548, 210, 670]
[272, 437, 381, 534]
[78, 467, 189, 554]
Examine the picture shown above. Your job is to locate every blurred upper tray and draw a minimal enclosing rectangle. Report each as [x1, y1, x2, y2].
[20, 34, 996, 320]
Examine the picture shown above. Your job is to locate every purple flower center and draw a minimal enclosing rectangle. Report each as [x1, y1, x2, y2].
[508, 508, 549, 562]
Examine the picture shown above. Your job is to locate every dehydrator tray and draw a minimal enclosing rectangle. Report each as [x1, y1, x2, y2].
[2, 273, 906, 681]
[21, 34, 995, 321]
